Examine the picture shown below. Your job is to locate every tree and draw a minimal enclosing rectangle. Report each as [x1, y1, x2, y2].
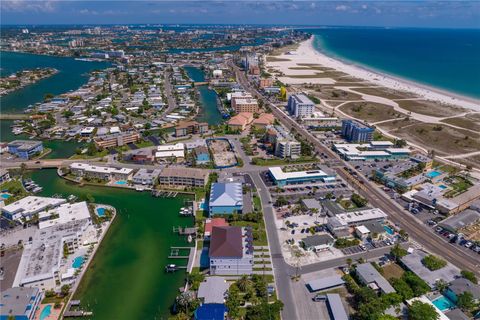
[435, 279, 448, 293]
[408, 301, 439, 320]
[378, 316, 398, 320]
[351, 193, 368, 207]
[390, 244, 407, 260]
[237, 275, 253, 292]
[60, 284, 71, 297]
[403, 272, 430, 297]
[86, 142, 98, 156]
[245, 300, 284, 320]
[457, 291, 475, 311]
[391, 278, 414, 300]
[44, 93, 54, 101]
[226, 284, 242, 319]
[460, 270, 478, 284]
[175, 291, 195, 314]
[421, 255, 446, 271]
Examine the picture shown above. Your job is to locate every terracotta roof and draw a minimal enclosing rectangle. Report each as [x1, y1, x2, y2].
[209, 226, 243, 258]
[205, 218, 229, 235]
[253, 113, 275, 125]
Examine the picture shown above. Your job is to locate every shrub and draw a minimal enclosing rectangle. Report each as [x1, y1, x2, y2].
[421, 254, 446, 271]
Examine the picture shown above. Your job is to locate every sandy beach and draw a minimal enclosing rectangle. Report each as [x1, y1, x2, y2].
[267, 36, 480, 112]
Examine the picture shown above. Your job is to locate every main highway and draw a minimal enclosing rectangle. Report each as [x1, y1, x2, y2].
[233, 64, 480, 277]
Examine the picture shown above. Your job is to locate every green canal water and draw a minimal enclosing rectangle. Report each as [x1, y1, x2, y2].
[184, 66, 224, 125]
[28, 169, 193, 319]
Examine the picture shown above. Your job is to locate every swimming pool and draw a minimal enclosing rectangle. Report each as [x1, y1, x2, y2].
[115, 180, 127, 185]
[0, 193, 11, 199]
[72, 256, 85, 269]
[96, 207, 105, 217]
[432, 295, 456, 311]
[438, 184, 448, 190]
[426, 171, 442, 179]
[383, 226, 394, 235]
[39, 304, 52, 320]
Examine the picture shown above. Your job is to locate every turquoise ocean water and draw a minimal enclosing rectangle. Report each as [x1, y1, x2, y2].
[307, 28, 480, 99]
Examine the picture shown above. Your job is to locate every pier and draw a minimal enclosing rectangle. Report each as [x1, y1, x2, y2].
[63, 300, 93, 318]
[152, 190, 178, 198]
[166, 247, 196, 273]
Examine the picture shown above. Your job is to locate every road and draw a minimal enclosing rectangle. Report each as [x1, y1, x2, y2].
[233, 65, 480, 277]
[162, 70, 177, 119]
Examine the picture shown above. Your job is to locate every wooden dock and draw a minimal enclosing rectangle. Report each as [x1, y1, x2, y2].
[166, 247, 195, 273]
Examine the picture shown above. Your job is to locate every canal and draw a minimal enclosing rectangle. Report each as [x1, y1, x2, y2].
[184, 66, 224, 125]
[27, 169, 193, 319]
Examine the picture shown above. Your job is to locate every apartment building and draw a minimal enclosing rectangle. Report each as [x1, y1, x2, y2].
[287, 93, 315, 118]
[158, 167, 209, 187]
[175, 121, 209, 137]
[94, 131, 140, 148]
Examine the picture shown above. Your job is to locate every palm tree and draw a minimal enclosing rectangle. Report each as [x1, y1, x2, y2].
[237, 275, 253, 292]
[175, 291, 194, 313]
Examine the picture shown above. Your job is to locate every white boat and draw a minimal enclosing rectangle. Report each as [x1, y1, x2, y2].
[187, 235, 193, 243]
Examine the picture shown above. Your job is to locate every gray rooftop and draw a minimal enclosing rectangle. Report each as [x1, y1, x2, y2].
[302, 198, 323, 212]
[448, 278, 480, 300]
[439, 209, 480, 232]
[209, 182, 243, 208]
[307, 275, 344, 292]
[197, 277, 230, 304]
[400, 250, 460, 288]
[444, 308, 471, 320]
[0, 287, 40, 317]
[302, 234, 334, 248]
[356, 263, 396, 294]
[326, 293, 349, 320]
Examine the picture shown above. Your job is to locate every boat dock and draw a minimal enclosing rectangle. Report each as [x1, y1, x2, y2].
[63, 300, 93, 318]
[173, 226, 197, 236]
[152, 190, 178, 198]
[166, 247, 195, 273]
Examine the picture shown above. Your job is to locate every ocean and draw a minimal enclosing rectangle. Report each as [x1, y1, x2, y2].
[307, 28, 480, 99]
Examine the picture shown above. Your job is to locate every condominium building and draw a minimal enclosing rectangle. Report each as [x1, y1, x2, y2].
[287, 93, 315, 118]
[266, 125, 301, 159]
[175, 121, 209, 137]
[132, 168, 162, 186]
[2, 196, 66, 221]
[209, 226, 253, 275]
[155, 143, 185, 159]
[341, 120, 374, 143]
[158, 167, 209, 187]
[227, 112, 253, 131]
[94, 131, 140, 148]
[0, 287, 42, 320]
[7, 140, 43, 160]
[232, 98, 259, 114]
[69, 163, 133, 181]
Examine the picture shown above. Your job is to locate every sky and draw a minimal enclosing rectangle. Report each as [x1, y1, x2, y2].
[1, 1, 480, 28]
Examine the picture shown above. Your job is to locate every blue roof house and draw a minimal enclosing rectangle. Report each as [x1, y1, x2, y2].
[194, 303, 227, 320]
[209, 182, 243, 216]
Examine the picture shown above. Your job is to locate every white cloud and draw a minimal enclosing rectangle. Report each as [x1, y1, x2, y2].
[335, 5, 348, 11]
[1, 0, 57, 13]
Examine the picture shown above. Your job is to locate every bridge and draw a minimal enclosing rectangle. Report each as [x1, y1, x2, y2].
[193, 81, 209, 86]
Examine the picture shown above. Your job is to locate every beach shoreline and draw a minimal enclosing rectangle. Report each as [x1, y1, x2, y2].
[272, 36, 480, 112]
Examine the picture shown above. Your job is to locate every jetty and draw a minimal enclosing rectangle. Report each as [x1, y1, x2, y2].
[63, 300, 93, 318]
[166, 247, 196, 273]
[152, 190, 178, 198]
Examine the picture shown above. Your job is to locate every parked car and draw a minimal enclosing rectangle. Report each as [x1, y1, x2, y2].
[464, 241, 474, 248]
[435, 226, 443, 233]
[312, 294, 327, 302]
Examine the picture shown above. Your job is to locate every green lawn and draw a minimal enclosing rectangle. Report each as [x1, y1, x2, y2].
[253, 194, 262, 211]
[0, 179, 29, 205]
[135, 140, 154, 148]
[230, 219, 268, 246]
[69, 149, 108, 159]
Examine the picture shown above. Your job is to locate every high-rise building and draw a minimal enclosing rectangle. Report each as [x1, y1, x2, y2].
[341, 120, 374, 143]
[287, 93, 315, 118]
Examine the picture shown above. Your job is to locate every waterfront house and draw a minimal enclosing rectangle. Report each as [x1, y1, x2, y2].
[7, 140, 43, 160]
[132, 168, 162, 186]
[209, 226, 253, 275]
[204, 218, 229, 241]
[209, 182, 243, 216]
[227, 112, 253, 132]
[175, 120, 208, 137]
[69, 163, 133, 182]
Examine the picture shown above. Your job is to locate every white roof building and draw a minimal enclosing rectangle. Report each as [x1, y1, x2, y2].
[155, 143, 185, 158]
[335, 208, 387, 225]
[38, 201, 91, 229]
[2, 196, 66, 221]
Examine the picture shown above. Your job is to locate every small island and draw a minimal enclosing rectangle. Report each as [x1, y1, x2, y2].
[0, 67, 58, 96]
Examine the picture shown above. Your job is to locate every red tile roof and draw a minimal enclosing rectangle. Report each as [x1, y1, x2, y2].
[205, 218, 229, 235]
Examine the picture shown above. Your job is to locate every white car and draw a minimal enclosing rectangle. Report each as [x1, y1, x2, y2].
[465, 241, 474, 248]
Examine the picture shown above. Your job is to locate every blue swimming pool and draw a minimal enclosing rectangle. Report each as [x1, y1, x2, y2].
[432, 295, 456, 311]
[39, 304, 52, 320]
[72, 256, 84, 269]
[426, 171, 442, 179]
[115, 180, 127, 185]
[96, 207, 105, 217]
[438, 184, 448, 190]
[383, 226, 394, 235]
[1, 193, 11, 199]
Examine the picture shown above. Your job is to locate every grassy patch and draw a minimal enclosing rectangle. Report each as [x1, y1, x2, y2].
[135, 140, 154, 148]
[339, 101, 407, 123]
[69, 149, 108, 159]
[314, 86, 362, 100]
[266, 56, 291, 62]
[382, 263, 405, 280]
[441, 113, 480, 132]
[396, 100, 466, 117]
[351, 87, 416, 100]
[230, 219, 268, 246]
[0, 179, 29, 205]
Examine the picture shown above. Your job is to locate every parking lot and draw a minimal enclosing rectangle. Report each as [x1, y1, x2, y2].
[432, 225, 480, 255]
[341, 239, 394, 255]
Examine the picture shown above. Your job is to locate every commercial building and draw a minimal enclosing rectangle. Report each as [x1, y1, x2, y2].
[341, 120, 374, 143]
[287, 93, 315, 118]
[158, 167, 209, 187]
[0, 287, 42, 320]
[38, 201, 91, 230]
[69, 163, 133, 181]
[175, 121, 209, 137]
[333, 142, 411, 161]
[209, 226, 253, 275]
[301, 234, 334, 252]
[2, 196, 66, 221]
[306, 275, 345, 292]
[155, 143, 185, 159]
[268, 166, 336, 187]
[94, 131, 140, 148]
[356, 263, 396, 294]
[209, 182, 243, 216]
[332, 208, 388, 226]
[7, 140, 43, 160]
[132, 168, 162, 186]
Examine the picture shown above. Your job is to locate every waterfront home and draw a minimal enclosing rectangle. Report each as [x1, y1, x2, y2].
[445, 278, 480, 304]
[7, 140, 43, 160]
[301, 234, 334, 252]
[197, 277, 230, 304]
[0, 287, 42, 320]
[209, 182, 243, 216]
[209, 226, 253, 276]
[132, 168, 161, 186]
[204, 218, 229, 241]
[356, 262, 396, 294]
[194, 146, 211, 165]
[69, 163, 133, 181]
[194, 303, 227, 320]
[158, 167, 209, 187]
[2, 196, 66, 222]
